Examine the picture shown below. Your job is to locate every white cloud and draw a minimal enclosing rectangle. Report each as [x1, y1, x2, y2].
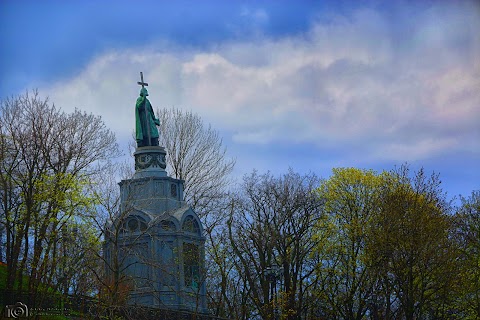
[41, 2, 480, 166]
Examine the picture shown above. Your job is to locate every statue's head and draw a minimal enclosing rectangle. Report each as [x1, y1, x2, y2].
[140, 87, 149, 97]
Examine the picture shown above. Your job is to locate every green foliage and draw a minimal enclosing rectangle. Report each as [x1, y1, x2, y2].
[312, 166, 462, 320]
[0, 90, 118, 311]
[32, 172, 98, 217]
[314, 167, 389, 319]
[368, 167, 456, 319]
[454, 190, 480, 319]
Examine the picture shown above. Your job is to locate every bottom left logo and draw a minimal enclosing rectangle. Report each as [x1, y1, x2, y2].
[4, 302, 29, 318]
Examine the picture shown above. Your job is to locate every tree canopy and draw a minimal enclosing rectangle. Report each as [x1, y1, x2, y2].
[1, 91, 478, 320]
[0, 91, 120, 308]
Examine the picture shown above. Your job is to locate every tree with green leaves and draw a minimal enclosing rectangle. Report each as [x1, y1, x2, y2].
[367, 166, 457, 319]
[454, 190, 480, 319]
[313, 166, 459, 320]
[0, 90, 120, 308]
[313, 168, 388, 320]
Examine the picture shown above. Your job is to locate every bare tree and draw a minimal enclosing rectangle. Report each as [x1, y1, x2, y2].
[227, 169, 323, 320]
[85, 162, 138, 319]
[156, 108, 236, 317]
[156, 108, 235, 215]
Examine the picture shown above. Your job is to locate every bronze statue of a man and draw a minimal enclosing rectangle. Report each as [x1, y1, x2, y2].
[135, 87, 160, 147]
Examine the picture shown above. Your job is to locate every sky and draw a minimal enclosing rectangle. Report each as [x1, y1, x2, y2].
[1, 0, 479, 202]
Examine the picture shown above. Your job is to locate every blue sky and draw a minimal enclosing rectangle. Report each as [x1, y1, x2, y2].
[1, 0, 479, 201]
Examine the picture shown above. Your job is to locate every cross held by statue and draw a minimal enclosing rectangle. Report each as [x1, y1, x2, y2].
[137, 72, 148, 88]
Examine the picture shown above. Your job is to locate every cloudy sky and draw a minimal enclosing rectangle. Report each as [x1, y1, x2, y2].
[1, 0, 479, 200]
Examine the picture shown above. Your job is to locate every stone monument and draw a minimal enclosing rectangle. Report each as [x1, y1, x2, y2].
[104, 72, 207, 313]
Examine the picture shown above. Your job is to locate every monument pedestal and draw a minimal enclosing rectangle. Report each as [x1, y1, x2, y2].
[105, 146, 207, 313]
[133, 146, 167, 178]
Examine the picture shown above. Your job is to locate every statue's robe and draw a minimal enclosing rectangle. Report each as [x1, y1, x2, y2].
[136, 89, 160, 146]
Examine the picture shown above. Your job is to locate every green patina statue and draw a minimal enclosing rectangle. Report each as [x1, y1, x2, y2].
[136, 73, 160, 147]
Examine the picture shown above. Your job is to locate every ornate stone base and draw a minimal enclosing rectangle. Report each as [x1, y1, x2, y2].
[133, 146, 167, 178]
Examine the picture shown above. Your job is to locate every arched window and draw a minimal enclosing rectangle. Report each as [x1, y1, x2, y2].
[183, 242, 200, 289]
[123, 215, 148, 233]
[182, 216, 200, 234]
[161, 220, 176, 231]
